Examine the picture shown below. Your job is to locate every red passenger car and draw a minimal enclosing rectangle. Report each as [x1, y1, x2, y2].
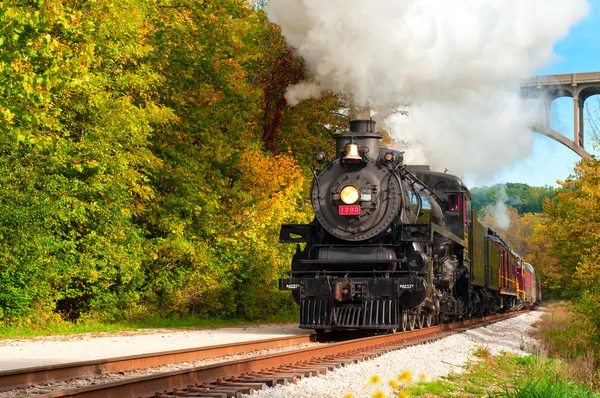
[523, 262, 540, 308]
[515, 256, 525, 304]
[486, 230, 519, 311]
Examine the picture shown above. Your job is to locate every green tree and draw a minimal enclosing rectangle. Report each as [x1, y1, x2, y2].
[0, 0, 173, 324]
[471, 183, 555, 215]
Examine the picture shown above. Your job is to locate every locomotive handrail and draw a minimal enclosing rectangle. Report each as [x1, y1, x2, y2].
[289, 270, 418, 275]
[298, 259, 405, 264]
[310, 243, 398, 248]
[398, 165, 445, 207]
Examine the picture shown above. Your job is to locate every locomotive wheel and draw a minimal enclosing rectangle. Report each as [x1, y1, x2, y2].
[418, 311, 433, 328]
[408, 313, 417, 331]
[400, 310, 409, 332]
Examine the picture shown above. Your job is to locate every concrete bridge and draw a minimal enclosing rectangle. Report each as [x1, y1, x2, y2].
[521, 72, 600, 158]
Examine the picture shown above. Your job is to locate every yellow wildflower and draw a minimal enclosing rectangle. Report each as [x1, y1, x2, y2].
[367, 375, 381, 384]
[397, 370, 412, 382]
[372, 391, 385, 398]
[388, 379, 400, 389]
[343, 394, 354, 398]
[396, 391, 408, 398]
[418, 373, 426, 380]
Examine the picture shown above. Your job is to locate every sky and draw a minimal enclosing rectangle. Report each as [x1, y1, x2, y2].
[478, 0, 600, 188]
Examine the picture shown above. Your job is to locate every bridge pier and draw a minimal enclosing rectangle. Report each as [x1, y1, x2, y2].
[573, 95, 583, 147]
[539, 96, 551, 128]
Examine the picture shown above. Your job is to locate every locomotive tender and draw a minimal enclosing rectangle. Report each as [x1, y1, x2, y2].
[279, 120, 541, 333]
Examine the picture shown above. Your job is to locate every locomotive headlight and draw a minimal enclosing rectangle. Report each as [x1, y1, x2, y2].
[340, 185, 360, 204]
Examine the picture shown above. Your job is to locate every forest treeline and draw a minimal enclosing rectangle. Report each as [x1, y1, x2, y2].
[0, 0, 345, 326]
[0, 0, 598, 357]
[471, 183, 556, 214]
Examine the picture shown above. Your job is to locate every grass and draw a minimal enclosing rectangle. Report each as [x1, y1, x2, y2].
[472, 344, 492, 359]
[0, 312, 298, 339]
[532, 301, 592, 358]
[403, 352, 600, 397]
[399, 303, 600, 397]
[532, 302, 599, 389]
[494, 377, 599, 398]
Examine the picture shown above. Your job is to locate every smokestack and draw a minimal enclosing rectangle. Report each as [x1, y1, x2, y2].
[350, 119, 376, 133]
[335, 119, 381, 161]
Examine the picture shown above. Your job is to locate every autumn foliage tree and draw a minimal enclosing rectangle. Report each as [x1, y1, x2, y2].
[542, 158, 600, 343]
[485, 155, 600, 353]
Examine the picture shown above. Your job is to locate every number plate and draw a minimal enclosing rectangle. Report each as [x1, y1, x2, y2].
[339, 205, 361, 215]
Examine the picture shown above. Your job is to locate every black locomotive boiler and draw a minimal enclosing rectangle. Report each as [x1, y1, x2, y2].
[279, 119, 540, 333]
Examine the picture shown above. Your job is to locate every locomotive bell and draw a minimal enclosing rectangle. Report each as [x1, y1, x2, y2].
[342, 143, 362, 162]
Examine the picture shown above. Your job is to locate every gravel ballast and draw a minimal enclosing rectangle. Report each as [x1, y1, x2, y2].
[247, 311, 543, 398]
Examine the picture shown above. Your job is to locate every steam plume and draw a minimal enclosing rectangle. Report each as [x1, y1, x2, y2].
[285, 82, 322, 106]
[267, 0, 590, 177]
[492, 186, 511, 230]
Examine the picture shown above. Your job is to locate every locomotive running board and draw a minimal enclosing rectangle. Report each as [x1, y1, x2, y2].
[281, 223, 465, 246]
[279, 224, 311, 243]
[401, 223, 465, 246]
[431, 223, 465, 246]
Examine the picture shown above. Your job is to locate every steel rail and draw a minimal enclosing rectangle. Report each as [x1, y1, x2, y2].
[34, 311, 527, 398]
[0, 334, 313, 392]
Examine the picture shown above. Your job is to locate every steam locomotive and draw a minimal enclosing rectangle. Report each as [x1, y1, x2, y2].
[279, 120, 541, 333]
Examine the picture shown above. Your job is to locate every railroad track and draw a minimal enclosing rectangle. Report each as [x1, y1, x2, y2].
[6, 311, 526, 398]
[0, 334, 314, 393]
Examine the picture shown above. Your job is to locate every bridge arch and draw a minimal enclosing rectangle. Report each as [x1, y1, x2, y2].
[521, 72, 600, 157]
[531, 123, 590, 158]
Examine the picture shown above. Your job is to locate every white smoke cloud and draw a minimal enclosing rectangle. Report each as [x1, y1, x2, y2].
[492, 186, 511, 230]
[267, 0, 590, 177]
